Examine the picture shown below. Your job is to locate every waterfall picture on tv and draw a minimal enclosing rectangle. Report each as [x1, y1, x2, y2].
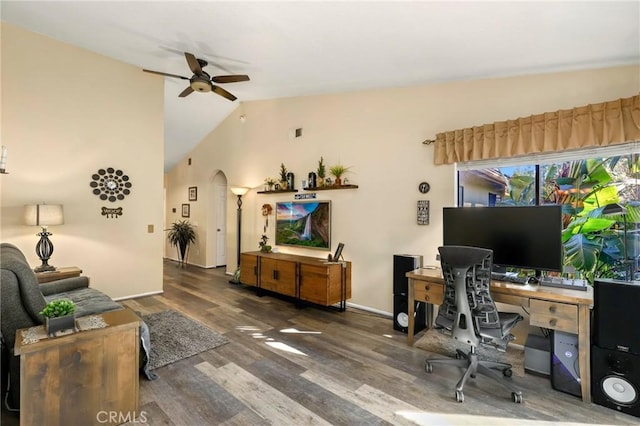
[275, 201, 331, 249]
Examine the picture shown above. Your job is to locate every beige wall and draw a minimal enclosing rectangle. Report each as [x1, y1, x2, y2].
[1, 24, 164, 299]
[166, 64, 639, 314]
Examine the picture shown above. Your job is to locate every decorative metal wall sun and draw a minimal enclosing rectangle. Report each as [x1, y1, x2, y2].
[89, 167, 132, 202]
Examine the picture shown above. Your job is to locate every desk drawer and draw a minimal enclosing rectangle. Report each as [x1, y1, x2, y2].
[414, 281, 444, 305]
[530, 299, 578, 333]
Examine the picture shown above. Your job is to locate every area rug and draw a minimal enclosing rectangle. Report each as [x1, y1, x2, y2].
[414, 328, 525, 377]
[142, 310, 229, 370]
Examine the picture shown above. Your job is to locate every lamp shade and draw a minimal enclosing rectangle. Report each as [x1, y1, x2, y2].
[24, 204, 64, 226]
[230, 187, 249, 196]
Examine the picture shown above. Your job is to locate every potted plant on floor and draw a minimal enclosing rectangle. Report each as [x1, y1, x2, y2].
[167, 219, 197, 267]
[40, 299, 77, 337]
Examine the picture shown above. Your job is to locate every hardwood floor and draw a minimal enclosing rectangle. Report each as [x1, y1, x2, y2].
[3, 261, 638, 425]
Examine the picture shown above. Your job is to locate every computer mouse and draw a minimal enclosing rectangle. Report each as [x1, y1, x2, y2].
[527, 276, 539, 285]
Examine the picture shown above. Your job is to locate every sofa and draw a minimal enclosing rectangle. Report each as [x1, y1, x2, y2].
[0, 243, 154, 411]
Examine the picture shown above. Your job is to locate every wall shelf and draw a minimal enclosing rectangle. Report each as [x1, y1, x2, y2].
[305, 184, 358, 191]
[256, 189, 299, 194]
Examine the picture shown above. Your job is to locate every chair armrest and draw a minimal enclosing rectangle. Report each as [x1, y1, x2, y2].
[40, 276, 90, 296]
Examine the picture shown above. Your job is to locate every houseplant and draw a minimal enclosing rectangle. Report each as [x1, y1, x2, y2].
[317, 157, 326, 187]
[330, 164, 351, 186]
[264, 177, 276, 191]
[258, 234, 272, 253]
[166, 219, 197, 266]
[40, 299, 77, 337]
[279, 163, 289, 189]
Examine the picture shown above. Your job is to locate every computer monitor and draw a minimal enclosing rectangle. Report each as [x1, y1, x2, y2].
[442, 205, 563, 272]
[332, 242, 344, 261]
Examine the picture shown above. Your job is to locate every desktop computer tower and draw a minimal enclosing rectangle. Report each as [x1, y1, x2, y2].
[551, 330, 581, 398]
[393, 254, 428, 334]
[591, 279, 640, 418]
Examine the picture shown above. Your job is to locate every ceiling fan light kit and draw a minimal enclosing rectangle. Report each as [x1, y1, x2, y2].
[143, 51, 249, 101]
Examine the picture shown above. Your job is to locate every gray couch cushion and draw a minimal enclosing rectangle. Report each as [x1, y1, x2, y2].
[45, 288, 123, 317]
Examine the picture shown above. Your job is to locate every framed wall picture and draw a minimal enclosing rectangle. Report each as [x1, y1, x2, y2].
[182, 204, 190, 218]
[188, 186, 197, 201]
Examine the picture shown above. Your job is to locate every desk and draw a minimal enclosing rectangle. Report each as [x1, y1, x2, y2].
[406, 267, 594, 403]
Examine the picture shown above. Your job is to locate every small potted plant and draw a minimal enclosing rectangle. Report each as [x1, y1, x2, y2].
[264, 177, 276, 191]
[258, 234, 272, 253]
[166, 220, 197, 267]
[40, 299, 77, 337]
[330, 164, 351, 186]
[279, 163, 289, 190]
[317, 157, 326, 187]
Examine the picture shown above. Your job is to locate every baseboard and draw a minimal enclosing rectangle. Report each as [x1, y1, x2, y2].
[114, 290, 163, 301]
[346, 302, 392, 318]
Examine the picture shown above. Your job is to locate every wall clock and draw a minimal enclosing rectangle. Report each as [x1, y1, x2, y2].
[89, 167, 132, 202]
[418, 181, 431, 194]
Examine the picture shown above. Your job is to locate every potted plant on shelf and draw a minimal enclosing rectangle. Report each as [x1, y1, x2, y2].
[166, 219, 197, 267]
[40, 299, 77, 337]
[279, 163, 289, 190]
[317, 157, 326, 187]
[264, 177, 276, 191]
[258, 234, 272, 253]
[330, 164, 351, 186]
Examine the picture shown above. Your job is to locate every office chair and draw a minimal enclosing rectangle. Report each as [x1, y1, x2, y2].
[425, 245, 524, 403]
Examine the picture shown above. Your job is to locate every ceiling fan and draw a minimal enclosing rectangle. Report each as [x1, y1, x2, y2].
[143, 52, 249, 101]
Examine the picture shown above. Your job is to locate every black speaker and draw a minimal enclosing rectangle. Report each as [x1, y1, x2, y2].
[393, 294, 427, 334]
[551, 331, 581, 398]
[393, 254, 423, 295]
[592, 345, 640, 418]
[594, 279, 640, 355]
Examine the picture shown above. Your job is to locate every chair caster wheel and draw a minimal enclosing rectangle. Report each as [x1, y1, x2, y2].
[503, 368, 513, 377]
[425, 362, 433, 373]
[512, 392, 523, 403]
[470, 374, 476, 378]
[455, 390, 464, 403]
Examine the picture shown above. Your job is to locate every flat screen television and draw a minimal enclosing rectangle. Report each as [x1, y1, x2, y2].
[442, 205, 563, 272]
[275, 201, 331, 249]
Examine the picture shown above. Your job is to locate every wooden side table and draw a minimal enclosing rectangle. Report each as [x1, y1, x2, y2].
[35, 266, 82, 283]
[15, 309, 141, 426]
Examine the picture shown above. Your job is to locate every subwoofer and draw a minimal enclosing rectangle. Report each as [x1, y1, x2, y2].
[593, 279, 640, 355]
[393, 294, 426, 334]
[592, 345, 640, 418]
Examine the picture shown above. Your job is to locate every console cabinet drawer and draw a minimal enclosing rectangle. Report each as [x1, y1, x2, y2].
[413, 280, 444, 305]
[240, 254, 259, 286]
[260, 258, 297, 297]
[300, 263, 351, 306]
[529, 299, 578, 333]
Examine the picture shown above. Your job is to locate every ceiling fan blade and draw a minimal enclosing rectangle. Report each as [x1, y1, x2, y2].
[178, 86, 194, 98]
[211, 85, 237, 101]
[212, 75, 250, 84]
[143, 69, 189, 80]
[185, 52, 204, 76]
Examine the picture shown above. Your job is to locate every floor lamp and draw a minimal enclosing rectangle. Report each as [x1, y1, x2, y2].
[230, 187, 249, 284]
[24, 204, 64, 272]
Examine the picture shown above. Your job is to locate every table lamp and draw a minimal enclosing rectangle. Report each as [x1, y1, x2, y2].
[24, 204, 64, 272]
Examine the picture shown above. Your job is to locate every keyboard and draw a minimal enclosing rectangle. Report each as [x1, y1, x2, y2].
[539, 276, 587, 291]
[491, 272, 528, 285]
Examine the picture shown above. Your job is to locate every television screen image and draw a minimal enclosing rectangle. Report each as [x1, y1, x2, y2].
[275, 201, 331, 249]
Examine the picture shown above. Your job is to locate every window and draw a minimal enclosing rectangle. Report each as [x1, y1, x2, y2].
[457, 143, 640, 282]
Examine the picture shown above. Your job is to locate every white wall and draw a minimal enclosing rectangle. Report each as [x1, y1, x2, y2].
[166, 65, 639, 314]
[1, 23, 164, 299]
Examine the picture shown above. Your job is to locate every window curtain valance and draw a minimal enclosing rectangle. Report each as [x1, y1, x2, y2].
[434, 94, 640, 165]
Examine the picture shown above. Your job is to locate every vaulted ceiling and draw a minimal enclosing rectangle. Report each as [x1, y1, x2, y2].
[3, 1, 639, 171]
